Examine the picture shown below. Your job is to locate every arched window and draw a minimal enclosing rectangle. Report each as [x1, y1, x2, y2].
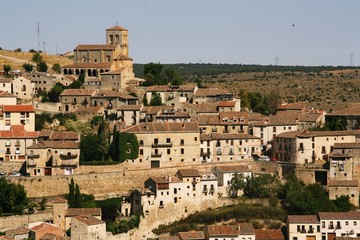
[69, 69, 73, 75]
[80, 69, 85, 75]
[87, 69, 92, 76]
[92, 70, 97, 77]
[75, 69, 80, 75]
[64, 69, 68, 75]
[105, 55, 111, 63]
[109, 35, 113, 44]
[100, 69, 104, 74]
[115, 34, 119, 42]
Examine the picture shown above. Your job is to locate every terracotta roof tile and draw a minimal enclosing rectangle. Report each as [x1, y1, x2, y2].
[115, 54, 133, 60]
[49, 131, 80, 141]
[74, 44, 115, 51]
[60, 89, 96, 96]
[146, 85, 196, 92]
[206, 225, 239, 236]
[92, 90, 138, 100]
[73, 215, 104, 226]
[219, 101, 236, 107]
[122, 122, 199, 133]
[39, 233, 65, 240]
[0, 90, 15, 97]
[0, 78, 12, 83]
[318, 211, 360, 220]
[5, 226, 29, 236]
[254, 229, 284, 240]
[287, 215, 319, 223]
[328, 180, 358, 187]
[194, 88, 232, 97]
[238, 222, 255, 235]
[0, 125, 39, 139]
[298, 112, 322, 122]
[27, 141, 79, 149]
[184, 102, 219, 113]
[277, 130, 360, 138]
[178, 230, 205, 239]
[176, 169, 201, 178]
[106, 25, 128, 31]
[2, 105, 34, 112]
[333, 142, 360, 149]
[159, 236, 180, 240]
[52, 197, 67, 204]
[117, 105, 142, 111]
[149, 176, 181, 184]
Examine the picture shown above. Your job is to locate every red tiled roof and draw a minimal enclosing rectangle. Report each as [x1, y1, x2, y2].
[149, 176, 181, 184]
[0, 125, 38, 139]
[60, 89, 96, 96]
[328, 180, 358, 187]
[219, 101, 236, 107]
[2, 105, 34, 112]
[5, 226, 29, 236]
[50, 131, 80, 141]
[194, 88, 232, 97]
[0, 78, 12, 83]
[115, 54, 133, 60]
[176, 169, 201, 178]
[30, 223, 59, 232]
[39, 233, 65, 240]
[91, 90, 138, 100]
[298, 112, 322, 122]
[287, 215, 319, 223]
[277, 130, 360, 139]
[254, 229, 284, 240]
[146, 85, 196, 92]
[159, 236, 180, 240]
[206, 225, 239, 236]
[333, 142, 360, 149]
[27, 141, 79, 149]
[74, 44, 115, 51]
[178, 230, 205, 239]
[117, 105, 142, 111]
[211, 133, 260, 140]
[73, 215, 104, 226]
[0, 90, 15, 97]
[106, 25, 128, 31]
[318, 211, 360, 220]
[238, 222, 255, 235]
[122, 122, 199, 133]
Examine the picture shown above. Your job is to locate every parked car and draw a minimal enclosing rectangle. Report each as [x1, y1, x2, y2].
[258, 155, 270, 161]
[8, 171, 21, 177]
[0, 172, 6, 176]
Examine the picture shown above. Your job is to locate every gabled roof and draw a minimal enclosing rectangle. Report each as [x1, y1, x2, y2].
[122, 122, 199, 133]
[2, 105, 34, 112]
[0, 125, 39, 139]
[146, 85, 196, 92]
[238, 222, 255, 235]
[318, 211, 360, 220]
[298, 112, 323, 122]
[74, 44, 115, 51]
[287, 215, 319, 224]
[277, 130, 360, 139]
[178, 230, 205, 239]
[27, 141, 79, 149]
[73, 215, 104, 226]
[0, 78, 12, 83]
[39, 233, 65, 240]
[148, 176, 181, 184]
[333, 142, 360, 149]
[176, 169, 201, 178]
[328, 180, 358, 187]
[62, 62, 112, 69]
[91, 90, 138, 100]
[60, 89, 96, 96]
[106, 25, 128, 31]
[206, 225, 239, 237]
[194, 88, 232, 97]
[50, 131, 80, 141]
[219, 101, 236, 107]
[254, 229, 284, 240]
[0, 90, 15, 97]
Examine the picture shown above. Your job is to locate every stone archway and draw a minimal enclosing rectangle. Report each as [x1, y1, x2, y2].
[64, 69, 68, 75]
[92, 69, 97, 77]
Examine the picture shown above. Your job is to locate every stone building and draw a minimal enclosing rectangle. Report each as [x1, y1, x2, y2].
[61, 25, 136, 91]
[0, 78, 12, 93]
[0, 90, 17, 105]
[272, 130, 360, 164]
[287, 215, 321, 240]
[145, 85, 198, 106]
[0, 104, 35, 131]
[59, 89, 95, 112]
[122, 122, 200, 168]
[12, 76, 35, 100]
[71, 215, 106, 240]
[26, 141, 80, 176]
[193, 88, 234, 104]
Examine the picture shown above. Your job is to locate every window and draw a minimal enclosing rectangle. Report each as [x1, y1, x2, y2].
[354, 221, 357, 226]
[293, 238, 298, 240]
[181, 148, 184, 154]
[166, 138, 171, 143]
[167, 149, 170, 155]
[139, 149, 143, 155]
[194, 137, 197, 141]
[273, 127, 276, 133]
[139, 140, 144, 145]
[345, 221, 349, 226]
[317, 226, 320, 232]
[180, 139, 184, 145]
[297, 225, 300, 232]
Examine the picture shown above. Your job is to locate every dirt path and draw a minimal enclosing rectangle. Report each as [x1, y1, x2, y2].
[0, 54, 31, 64]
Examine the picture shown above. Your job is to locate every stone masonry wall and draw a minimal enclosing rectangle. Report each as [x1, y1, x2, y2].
[0, 211, 52, 231]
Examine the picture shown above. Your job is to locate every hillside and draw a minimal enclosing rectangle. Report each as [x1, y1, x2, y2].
[0, 49, 72, 71]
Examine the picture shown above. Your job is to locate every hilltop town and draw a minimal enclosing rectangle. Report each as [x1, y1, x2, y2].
[1, 25, 360, 240]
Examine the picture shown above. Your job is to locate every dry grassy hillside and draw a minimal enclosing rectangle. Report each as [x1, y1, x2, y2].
[203, 69, 360, 112]
[0, 49, 72, 71]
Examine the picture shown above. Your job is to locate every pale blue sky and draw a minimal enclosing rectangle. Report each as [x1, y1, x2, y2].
[1, 0, 359, 66]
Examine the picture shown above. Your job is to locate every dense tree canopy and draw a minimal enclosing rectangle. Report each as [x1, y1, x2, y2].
[0, 178, 29, 214]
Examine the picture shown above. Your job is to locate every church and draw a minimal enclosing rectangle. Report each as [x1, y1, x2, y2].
[62, 25, 140, 91]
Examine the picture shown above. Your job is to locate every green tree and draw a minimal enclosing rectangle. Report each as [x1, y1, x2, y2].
[143, 95, 148, 106]
[47, 83, 65, 102]
[80, 134, 103, 162]
[0, 178, 29, 214]
[97, 120, 108, 160]
[32, 52, 43, 64]
[264, 91, 282, 115]
[37, 60, 48, 72]
[238, 89, 249, 109]
[39, 197, 47, 211]
[3, 64, 11, 77]
[35, 112, 52, 131]
[52, 63, 61, 73]
[78, 72, 85, 84]
[150, 92, 162, 106]
[332, 195, 355, 212]
[164, 68, 183, 85]
[68, 178, 75, 208]
[244, 174, 280, 198]
[109, 125, 120, 161]
[22, 62, 34, 72]
[113, 132, 139, 162]
[74, 184, 82, 208]
[228, 173, 246, 198]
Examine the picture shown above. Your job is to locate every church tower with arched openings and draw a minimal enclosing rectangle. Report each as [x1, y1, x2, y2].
[106, 25, 129, 57]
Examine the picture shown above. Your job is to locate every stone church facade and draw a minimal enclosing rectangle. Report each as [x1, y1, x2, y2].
[62, 25, 137, 91]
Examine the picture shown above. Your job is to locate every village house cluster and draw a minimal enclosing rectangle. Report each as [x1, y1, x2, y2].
[2, 24, 360, 240]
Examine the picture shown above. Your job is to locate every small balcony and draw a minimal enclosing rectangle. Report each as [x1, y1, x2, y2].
[329, 225, 334, 230]
[151, 143, 172, 148]
[192, 179, 197, 185]
[336, 225, 341, 229]
[60, 160, 78, 167]
[15, 141, 21, 146]
[300, 229, 306, 233]
[27, 153, 40, 158]
[308, 228, 314, 233]
[151, 153, 162, 158]
[210, 188, 215, 193]
[5, 142, 11, 147]
[60, 153, 78, 160]
[5, 151, 11, 155]
[159, 205, 164, 209]
[27, 160, 37, 167]
[200, 151, 211, 157]
[203, 188, 208, 193]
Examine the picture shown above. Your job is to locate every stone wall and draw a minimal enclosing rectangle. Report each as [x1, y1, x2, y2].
[0, 211, 52, 231]
[0, 161, 24, 173]
[9, 161, 271, 199]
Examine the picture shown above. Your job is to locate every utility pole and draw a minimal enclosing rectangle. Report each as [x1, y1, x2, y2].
[350, 52, 354, 66]
[36, 22, 41, 52]
[43, 41, 46, 53]
[275, 56, 279, 66]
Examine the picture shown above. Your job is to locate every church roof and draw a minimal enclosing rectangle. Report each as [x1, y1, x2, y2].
[106, 26, 128, 31]
[74, 44, 115, 51]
